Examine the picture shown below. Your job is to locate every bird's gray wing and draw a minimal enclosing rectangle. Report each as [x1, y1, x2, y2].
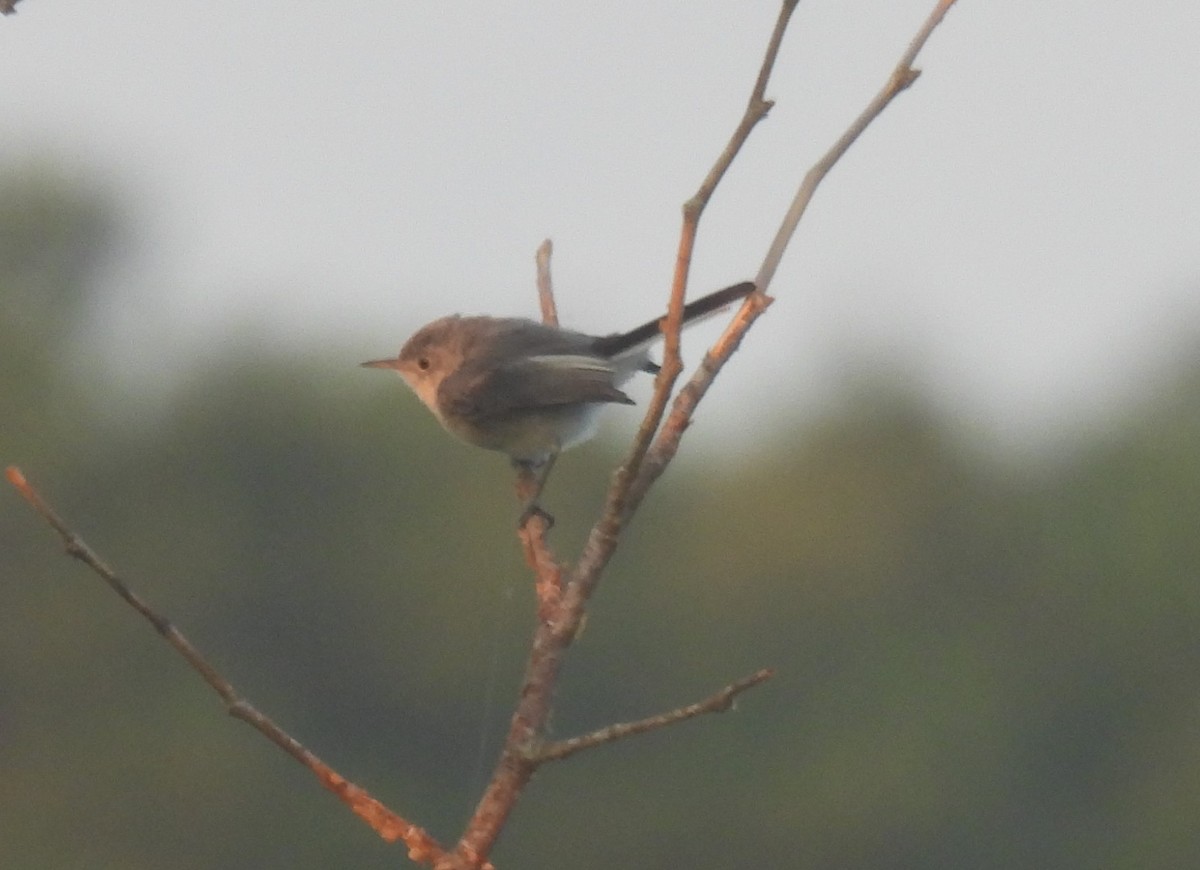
[441, 354, 634, 424]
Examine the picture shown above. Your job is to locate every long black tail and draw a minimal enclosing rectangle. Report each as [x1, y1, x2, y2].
[594, 280, 756, 361]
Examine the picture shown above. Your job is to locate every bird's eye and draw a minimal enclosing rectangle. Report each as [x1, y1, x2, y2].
[417, 357, 430, 371]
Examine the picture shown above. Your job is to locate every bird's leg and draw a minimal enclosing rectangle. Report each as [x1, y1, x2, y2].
[514, 453, 557, 529]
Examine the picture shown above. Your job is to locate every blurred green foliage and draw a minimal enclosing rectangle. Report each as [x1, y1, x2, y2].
[3, 170, 1199, 869]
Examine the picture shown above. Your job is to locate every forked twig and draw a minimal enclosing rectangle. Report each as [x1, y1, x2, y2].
[600, 0, 801, 540]
[635, 0, 961, 501]
[4, 467, 462, 869]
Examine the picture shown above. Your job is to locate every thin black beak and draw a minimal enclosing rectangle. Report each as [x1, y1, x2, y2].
[360, 357, 402, 370]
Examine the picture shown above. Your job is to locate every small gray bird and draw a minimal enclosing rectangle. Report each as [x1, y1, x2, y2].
[362, 281, 755, 468]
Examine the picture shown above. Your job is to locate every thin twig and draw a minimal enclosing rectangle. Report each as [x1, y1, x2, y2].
[688, 0, 799, 213]
[756, 0, 960, 292]
[5, 467, 459, 869]
[534, 668, 775, 763]
[534, 238, 558, 327]
[518, 239, 565, 615]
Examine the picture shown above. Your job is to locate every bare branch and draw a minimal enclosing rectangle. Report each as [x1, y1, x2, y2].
[5, 467, 459, 869]
[637, 0, 961, 502]
[13, 5, 964, 869]
[534, 668, 775, 763]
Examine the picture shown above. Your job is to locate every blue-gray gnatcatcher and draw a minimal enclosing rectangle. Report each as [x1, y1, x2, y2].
[362, 281, 755, 467]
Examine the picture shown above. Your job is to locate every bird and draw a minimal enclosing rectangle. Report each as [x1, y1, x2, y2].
[363, 280, 755, 521]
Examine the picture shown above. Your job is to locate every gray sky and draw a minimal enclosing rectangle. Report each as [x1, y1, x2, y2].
[3, 1, 1199, 454]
